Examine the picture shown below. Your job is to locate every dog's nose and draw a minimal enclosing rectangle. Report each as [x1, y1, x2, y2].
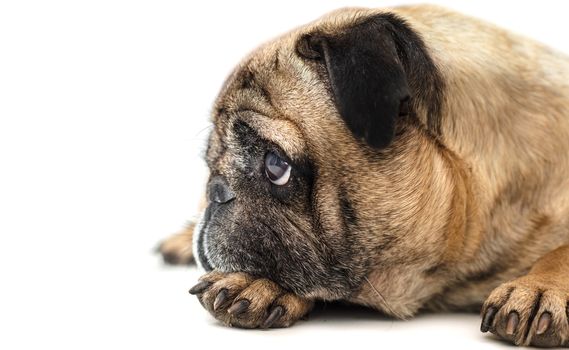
[208, 176, 236, 204]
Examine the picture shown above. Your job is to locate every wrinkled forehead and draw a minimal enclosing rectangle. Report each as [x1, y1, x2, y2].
[206, 38, 314, 164]
[205, 11, 370, 167]
[207, 111, 307, 169]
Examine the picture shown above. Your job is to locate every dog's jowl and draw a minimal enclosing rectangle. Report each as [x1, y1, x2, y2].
[159, 5, 569, 347]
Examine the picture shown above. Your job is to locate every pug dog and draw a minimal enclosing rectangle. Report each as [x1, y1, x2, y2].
[158, 4, 569, 347]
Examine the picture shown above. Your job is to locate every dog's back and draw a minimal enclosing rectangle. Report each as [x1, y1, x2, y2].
[390, 5, 569, 309]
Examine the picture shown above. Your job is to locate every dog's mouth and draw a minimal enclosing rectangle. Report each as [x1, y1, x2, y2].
[193, 201, 287, 277]
[193, 205, 215, 272]
[191, 202, 363, 299]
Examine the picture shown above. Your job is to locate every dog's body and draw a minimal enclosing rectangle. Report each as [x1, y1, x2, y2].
[160, 5, 569, 347]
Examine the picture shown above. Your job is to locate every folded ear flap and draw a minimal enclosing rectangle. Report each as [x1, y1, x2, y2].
[297, 18, 410, 149]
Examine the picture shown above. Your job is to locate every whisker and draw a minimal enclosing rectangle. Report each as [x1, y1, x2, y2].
[364, 276, 398, 317]
[193, 123, 214, 138]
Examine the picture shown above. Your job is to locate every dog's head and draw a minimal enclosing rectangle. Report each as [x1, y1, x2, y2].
[194, 9, 467, 301]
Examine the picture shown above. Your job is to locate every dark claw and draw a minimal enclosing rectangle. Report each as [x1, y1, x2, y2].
[261, 305, 284, 329]
[213, 289, 228, 311]
[227, 299, 250, 316]
[536, 312, 552, 335]
[481, 306, 498, 333]
[506, 311, 519, 335]
[189, 281, 211, 295]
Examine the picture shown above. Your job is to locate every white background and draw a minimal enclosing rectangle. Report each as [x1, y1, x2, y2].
[1, 1, 568, 349]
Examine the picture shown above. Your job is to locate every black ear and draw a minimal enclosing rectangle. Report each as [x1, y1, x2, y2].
[297, 16, 411, 149]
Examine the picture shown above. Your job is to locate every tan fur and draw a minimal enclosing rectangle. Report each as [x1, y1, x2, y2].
[158, 224, 195, 264]
[161, 5, 569, 346]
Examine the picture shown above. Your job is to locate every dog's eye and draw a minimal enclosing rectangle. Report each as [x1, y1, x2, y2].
[264, 152, 291, 186]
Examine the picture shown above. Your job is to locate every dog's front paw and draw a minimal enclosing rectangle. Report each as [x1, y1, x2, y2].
[189, 271, 313, 329]
[481, 276, 569, 347]
[157, 223, 195, 265]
